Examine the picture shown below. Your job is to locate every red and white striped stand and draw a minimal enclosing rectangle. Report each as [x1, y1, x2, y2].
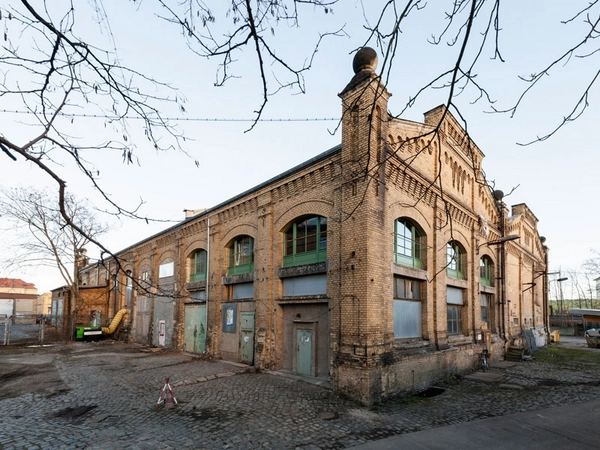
[155, 377, 178, 410]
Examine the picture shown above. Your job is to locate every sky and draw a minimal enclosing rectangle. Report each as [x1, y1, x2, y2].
[1, 1, 598, 299]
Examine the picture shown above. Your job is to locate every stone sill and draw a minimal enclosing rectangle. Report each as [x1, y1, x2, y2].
[277, 296, 329, 305]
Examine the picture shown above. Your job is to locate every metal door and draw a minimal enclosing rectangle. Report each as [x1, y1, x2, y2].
[134, 296, 151, 345]
[296, 328, 312, 376]
[153, 296, 174, 348]
[239, 312, 255, 364]
[184, 304, 206, 354]
[51, 298, 64, 328]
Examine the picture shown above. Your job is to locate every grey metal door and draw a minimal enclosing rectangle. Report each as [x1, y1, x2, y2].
[184, 304, 206, 354]
[296, 328, 312, 376]
[51, 298, 64, 328]
[153, 296, 174, 348]
[239, 312, 255, 364]
[134, 296, 151, 345]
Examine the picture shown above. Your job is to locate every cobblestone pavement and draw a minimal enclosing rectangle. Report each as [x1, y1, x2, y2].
[1, 338, 600, 449]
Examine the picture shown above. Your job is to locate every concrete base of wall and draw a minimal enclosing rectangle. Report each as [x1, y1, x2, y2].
[333, 341, 505, 405]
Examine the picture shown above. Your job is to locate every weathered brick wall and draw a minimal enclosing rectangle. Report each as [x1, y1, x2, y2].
[328, 49, 548, 404]
[79, 47, 549, 406]
[76, 285, 110, 326]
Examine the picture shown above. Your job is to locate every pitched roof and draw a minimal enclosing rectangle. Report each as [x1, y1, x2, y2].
[0, 278, 37, 289]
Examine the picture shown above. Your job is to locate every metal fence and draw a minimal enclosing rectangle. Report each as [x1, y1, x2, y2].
[549, 314, 589, 336]
[0, 314, 119, 345]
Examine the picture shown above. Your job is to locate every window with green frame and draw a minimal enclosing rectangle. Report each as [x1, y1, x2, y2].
[446, 241, 465, 279]
[394, 218, 423, 268]
[189, 249, 207, 282]
[228, 236, 254, 275]
[479, 256, 494, 287]
[283, 216, 327, 267]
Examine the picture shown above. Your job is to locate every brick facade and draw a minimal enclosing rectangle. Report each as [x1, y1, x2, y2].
[79, 48, 548, 405]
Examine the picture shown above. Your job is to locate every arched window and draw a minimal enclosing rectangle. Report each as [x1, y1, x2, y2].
[189, 249, 207, 282]
[125, 270, 133, 309]
[480, 256, 494, 287]
[228, 236, 254, 275]
[158, 258, 175, 279]
[394, 218, 423, 268]
[447, 241, 465, 279]
[283, 216, 327, 267]
[138, 264, 151, 292]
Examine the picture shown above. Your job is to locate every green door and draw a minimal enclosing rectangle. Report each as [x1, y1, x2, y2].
[296, 328, 312, 376]
[239, 312, 255, 365]
[184, 304, 206, 353]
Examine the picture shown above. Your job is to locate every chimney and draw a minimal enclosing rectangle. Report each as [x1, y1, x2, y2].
[184, 208, 206, 219]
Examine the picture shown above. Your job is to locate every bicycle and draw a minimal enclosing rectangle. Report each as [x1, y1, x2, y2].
[481, 349, 490, 372]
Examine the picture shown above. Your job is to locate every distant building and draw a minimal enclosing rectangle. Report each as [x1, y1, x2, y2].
[50, 286, 71, 324]
[37, 292, 52, 315]
[79, 48, 549, 405]
[0, 278, 38, 318]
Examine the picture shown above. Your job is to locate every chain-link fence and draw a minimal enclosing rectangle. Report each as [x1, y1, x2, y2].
[0, 314, 125, 345]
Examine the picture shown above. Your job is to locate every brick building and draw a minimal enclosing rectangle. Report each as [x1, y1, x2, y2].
[79, 48, 548, 405]
[37, 292, 52, 316]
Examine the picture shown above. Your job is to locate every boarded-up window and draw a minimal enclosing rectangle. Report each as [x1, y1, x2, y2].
[233, 283, 254, 300]
[393, 277, 422, 339]
[282, 274, 326, 297]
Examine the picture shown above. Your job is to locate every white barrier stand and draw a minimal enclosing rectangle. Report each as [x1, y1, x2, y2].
[154, 377, 178, 410]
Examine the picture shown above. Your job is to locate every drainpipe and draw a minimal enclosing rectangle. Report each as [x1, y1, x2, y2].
[541, 239, 549, 336]
[493, 190, 507, 343]
[205, 217, 210, 354]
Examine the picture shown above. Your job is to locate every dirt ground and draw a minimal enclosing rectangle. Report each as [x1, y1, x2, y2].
[0, 346, 66, 400]
[0, 336, 595, 402]
[0, 341, 146, 401]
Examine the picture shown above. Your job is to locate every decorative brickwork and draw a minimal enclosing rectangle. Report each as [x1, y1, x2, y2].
[78, 47, 548, 406]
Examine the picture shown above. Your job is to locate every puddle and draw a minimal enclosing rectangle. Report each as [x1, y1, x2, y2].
[413, 386, 445, 398]
[26, 344, 65, 348]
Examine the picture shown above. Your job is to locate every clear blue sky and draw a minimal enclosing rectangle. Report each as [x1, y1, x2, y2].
[1, 1, 598, 297]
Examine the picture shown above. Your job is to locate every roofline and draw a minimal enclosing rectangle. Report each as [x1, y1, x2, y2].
[571, 308, 600, 317]
[109, 144, 342, 258]
[511, 203, 539, 222]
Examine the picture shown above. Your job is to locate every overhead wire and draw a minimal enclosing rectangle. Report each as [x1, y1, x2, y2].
[0, 109, 339, 122]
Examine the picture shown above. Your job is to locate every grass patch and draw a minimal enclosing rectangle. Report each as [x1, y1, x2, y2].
[534, 347, 600, 365]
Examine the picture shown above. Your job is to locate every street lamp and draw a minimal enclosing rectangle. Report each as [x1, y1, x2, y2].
[492, 188, 522, 342]
[557, 277, 568, 330]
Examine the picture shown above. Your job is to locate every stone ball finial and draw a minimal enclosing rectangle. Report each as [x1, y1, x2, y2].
[352, 47, 378, 74]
